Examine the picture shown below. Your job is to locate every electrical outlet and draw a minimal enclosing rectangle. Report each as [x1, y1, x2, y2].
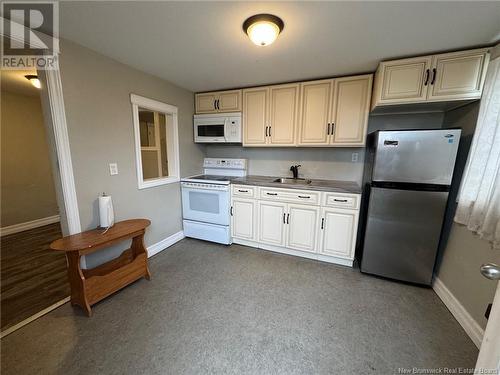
[109, 163, 118, 175]
[351, 153, 359, 163]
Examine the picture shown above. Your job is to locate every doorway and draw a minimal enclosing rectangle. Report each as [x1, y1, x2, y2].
[1, 69, 70, 333]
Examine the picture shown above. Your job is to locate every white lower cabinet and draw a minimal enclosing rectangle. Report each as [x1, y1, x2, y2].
[258, 201, 287, 246]
[319, 207, 359, 259]
[231, 185, 360, 267]
[231, 198, 257, 241]
[287, 204, 319, 253]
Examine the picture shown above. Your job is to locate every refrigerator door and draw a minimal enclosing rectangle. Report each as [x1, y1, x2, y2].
[372, 129, 461, 185]
[360, 186, 449, 285]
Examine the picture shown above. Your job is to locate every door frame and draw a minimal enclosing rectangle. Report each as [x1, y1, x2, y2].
[475, 281, 500, 372]
[40, 66, 82, 237]
[1, 18, 81, 238]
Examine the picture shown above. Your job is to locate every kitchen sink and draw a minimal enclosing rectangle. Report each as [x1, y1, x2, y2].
[273, 178, 312, 185]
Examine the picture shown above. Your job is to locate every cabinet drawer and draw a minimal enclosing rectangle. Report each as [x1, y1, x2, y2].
[322, 192, 360, 209]
[259, 187, 320, 205]
[232, 185, 256, 198]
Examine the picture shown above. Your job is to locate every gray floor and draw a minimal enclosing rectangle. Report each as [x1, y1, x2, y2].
[1, 238, 478, 374]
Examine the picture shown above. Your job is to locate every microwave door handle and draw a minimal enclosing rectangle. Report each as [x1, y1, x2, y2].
[224, 118, 229, 142]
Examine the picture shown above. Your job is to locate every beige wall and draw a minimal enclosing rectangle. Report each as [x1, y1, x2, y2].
[435, 102, 499, 329]
[57, 40, 204, 267]
[1, 91, 59, 226]
[436, 223, 499, 329]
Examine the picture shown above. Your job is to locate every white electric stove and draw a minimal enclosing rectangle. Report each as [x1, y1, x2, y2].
[181, 158, 247, 244]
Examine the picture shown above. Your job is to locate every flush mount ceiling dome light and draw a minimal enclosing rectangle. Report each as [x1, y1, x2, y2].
[25, 74, 41, 89]
[243, 14, 284, 46]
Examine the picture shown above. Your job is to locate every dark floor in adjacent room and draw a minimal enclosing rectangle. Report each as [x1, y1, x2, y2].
[1, 238, 478, 374]
[1, 222, 69, 332]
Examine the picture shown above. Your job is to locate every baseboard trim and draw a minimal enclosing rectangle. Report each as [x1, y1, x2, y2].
[0, 215, 60, 237]
[0, 296, 70, 339]
[147, 230, 185, 258]
[432, 277, 484, 348]
[233, 238, 354, 267]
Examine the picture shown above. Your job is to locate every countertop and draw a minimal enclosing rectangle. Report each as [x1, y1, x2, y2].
[231, 175, 362, 194]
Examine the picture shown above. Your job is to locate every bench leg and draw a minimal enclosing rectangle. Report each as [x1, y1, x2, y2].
[66, 252, 92, 316]
[131, 233, 151, 281]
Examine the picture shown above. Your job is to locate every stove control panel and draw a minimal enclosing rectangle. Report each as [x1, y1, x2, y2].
[181, 182, 229, 191]
[203, 158, 247, 170]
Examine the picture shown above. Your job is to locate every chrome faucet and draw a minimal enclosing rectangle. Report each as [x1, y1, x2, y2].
[290, 164, 301, 179]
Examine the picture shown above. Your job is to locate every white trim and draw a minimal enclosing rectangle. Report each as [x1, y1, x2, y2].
[0, 297, 70, 339]
[0, 215, 60, 237]
[147, 230, 185, 258]
[43, 66, 81, 236]
[130, 94, 178, 114]
[433, 277, 484, 348]
[130, 94, 180, 190]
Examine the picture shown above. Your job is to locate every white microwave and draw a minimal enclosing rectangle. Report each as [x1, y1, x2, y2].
[194, 112, 242, 143]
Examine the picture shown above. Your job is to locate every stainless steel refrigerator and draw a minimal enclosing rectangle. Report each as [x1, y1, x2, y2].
[360, 129, 461, 285]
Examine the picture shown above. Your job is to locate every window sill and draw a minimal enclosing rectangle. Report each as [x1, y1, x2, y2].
[138, 176, 180, 189]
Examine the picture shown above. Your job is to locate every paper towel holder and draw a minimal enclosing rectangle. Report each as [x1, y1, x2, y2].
[98, 192, 115, 232]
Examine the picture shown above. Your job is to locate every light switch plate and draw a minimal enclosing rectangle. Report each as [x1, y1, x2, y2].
[109, 163, 118, 175]
[351, 153, 359, 163]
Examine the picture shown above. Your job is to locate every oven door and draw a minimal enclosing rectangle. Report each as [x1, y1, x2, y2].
[181, 185, 230, 226]
[194, 118, 227, 143]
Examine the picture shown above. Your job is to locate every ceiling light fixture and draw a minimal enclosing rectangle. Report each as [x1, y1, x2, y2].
[243, 14, 284, 47]
[25, 74, 41, 89]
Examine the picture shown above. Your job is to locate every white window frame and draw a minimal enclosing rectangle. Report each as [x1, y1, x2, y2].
[130, 94, 180, 189]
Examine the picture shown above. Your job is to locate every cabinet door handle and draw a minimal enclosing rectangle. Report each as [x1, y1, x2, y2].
[334, 198, 348, 202]
[268, 126, 272, 137]
[230, 206, 233, 216]
[266, 192, 278, 196]
[327, 123, 331, 135]
[238, 189, 249, 193]
[331, 123, 335, 133]
[283, 213, 286, 223]
[286, 213, 290, 224]
[431, 68, 437, 85]
[423, 69, 430, 86]
[265, 126, 268, 137]
[321, 218, 324, 229]
[298, 195, 310, 199]
[214, 99, 217, 110]
[217, 99, 220, 110]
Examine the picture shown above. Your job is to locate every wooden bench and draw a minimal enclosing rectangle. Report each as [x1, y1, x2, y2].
[50, 219, 151, 316]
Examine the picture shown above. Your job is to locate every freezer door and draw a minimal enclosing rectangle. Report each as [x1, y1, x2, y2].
[360, 187, 448, 285]
[373, 129, 461, 185]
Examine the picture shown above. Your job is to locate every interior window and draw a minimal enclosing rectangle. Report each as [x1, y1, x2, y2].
[131, 95, 179, 188]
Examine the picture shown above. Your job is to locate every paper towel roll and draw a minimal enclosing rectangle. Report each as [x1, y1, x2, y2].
[99, 195, 115, 229]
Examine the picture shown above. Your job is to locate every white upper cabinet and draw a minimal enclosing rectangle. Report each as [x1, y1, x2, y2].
[195, 90, 242, 114]
[298, 79, 333, 146]
[372, 47, 490, 110]
[269, 83, 299, 145]
[298, 75, 372, 147]
[428, 49, 490, 101]
[331, 75, 372, 146]
[243, 87, 268, 146]
[243, 84, 298, 147]
[195, 92, 218, 113]
[373, 56, 432, 106]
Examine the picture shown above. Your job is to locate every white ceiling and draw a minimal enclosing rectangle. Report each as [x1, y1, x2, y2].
[59, 1, 500, 92]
